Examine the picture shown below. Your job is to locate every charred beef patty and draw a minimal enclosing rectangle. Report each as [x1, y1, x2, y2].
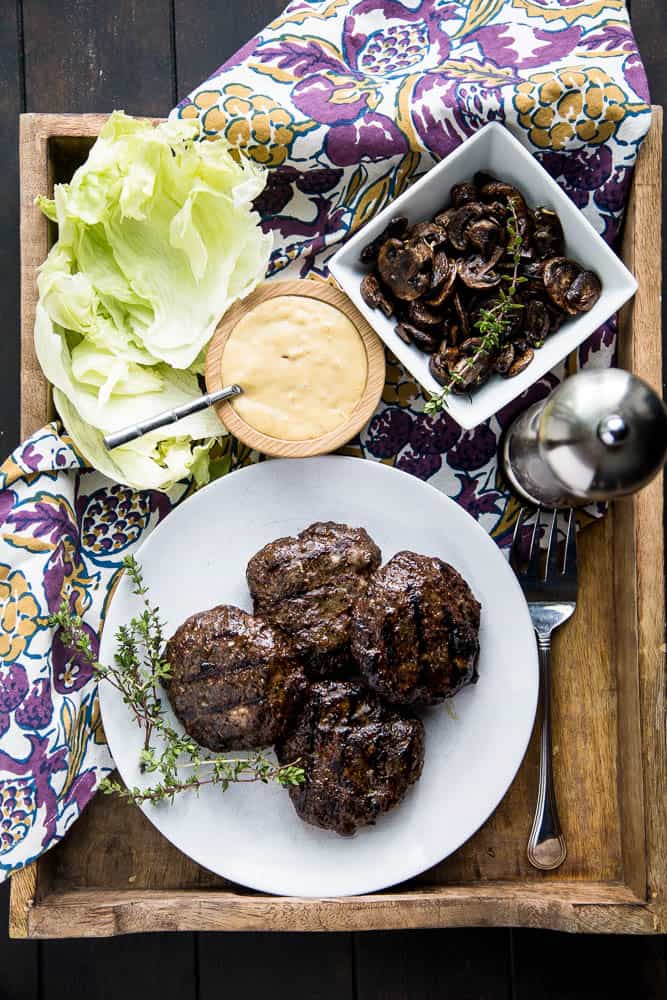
[275, 680, 424, 835]
[351, 551, 480, 706]
[246, 522, 381, 678]
[165, 605, 306, 752]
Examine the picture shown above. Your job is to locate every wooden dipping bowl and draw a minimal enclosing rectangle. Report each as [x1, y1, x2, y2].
[204, 279, 386, 458]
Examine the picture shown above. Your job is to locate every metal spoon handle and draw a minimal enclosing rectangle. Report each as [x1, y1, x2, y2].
[103, 385, 243, 451]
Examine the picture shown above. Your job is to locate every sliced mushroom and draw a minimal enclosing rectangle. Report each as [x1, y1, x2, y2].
[429, 347, 461, 386]
[479, 180, 531, 239]
[450, 352, 493, 394]
[543, 256, 581, 311]
[395, 321, 440, 354]
[407, 221, 447, 248]
[532, 207, 564, 259]
[404, 299, 441, 330]
[434, 207, 456, 233]
[377, 238, 432, 301]
[460, 336, 483, 354]
[523, 299, 551, 346]
[450, 182, 478, 207]
[426, 251, 457, 306]
[507, 348, 535, 377]
[360, 216, 409, 265]
[360, 273, 394, 317]
[565, 270, 602, 315]
[466, 218, 504, 257]
[457, 256, 501, 291]
[453, 291, 470, 340]
[447, 203, 487, 252]
[494, 344, 515, 374]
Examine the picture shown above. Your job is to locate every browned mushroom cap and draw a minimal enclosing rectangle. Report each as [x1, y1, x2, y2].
[532, 207, 564, 259]
[377, 238, 431, 301]
[523, 299, 551, 346]
[360, 273, 394, 317]
[407, 221, 447, 248]
[543, 256, 582, 311]
[485, 199, 510, 224]
[404, 299, 441, 330]
[453, 291, 470, 340]
[360, 216, 409, 264]
[434, 207, 456, 232]
[395, 321, 441, 353]
[449, 351, 493, 393]
[466, 218, 504, 257]
[450, 182, 478, 207]
[457, 256, 501, 291]
[447, 203, 487, 252]
[479, 180, 531, 237]
[565, 270, 602, 314]
[494, 343, 515, 374]
[426, 251, 457, 306]
[507, 348, 535, 377]
[429, 347, 460, 386]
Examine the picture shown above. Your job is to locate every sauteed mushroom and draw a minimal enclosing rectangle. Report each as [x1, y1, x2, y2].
[565, 270, 602, 314]
[360, 273, 394, 317]
[457, 256, 501, 291]
[360, 216, 409, 265]
[359, 172, 602, 398]
[377, 238, 431, 301]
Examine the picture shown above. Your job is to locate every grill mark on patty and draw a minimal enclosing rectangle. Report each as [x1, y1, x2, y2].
[164, 605, 306, 751]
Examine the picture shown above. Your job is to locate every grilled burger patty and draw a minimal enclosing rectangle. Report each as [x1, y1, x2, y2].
[351, 551, 481, 706]
[165, 605, 306, 751]
[275, 679, 425, 836]
[246, 521, 382, 678]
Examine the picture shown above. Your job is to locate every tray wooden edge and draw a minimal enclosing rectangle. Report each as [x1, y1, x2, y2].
[10, 108, 666, 937]
[9, 882, 658, 938]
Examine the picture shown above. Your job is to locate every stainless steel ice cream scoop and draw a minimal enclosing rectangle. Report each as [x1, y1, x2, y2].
[103, 384, 242, 451]
[502, 369, 667, 508]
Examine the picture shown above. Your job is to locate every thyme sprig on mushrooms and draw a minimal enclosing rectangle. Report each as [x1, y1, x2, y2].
[49, 555, 305, 806]
[424, 198, 526, 415]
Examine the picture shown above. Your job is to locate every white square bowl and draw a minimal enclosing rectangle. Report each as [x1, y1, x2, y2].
[329, 122, 637, 430]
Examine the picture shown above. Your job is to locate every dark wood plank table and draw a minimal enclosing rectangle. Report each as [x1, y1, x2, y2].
[1, 2, 665, 997]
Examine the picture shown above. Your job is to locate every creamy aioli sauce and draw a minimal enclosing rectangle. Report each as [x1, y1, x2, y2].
[221, 296, 368, 440]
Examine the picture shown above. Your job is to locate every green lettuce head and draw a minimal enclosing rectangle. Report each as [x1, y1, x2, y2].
[35, 111, 272, 491]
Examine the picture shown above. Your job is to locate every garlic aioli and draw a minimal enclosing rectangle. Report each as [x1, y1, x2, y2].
[221, 296, 368, 440]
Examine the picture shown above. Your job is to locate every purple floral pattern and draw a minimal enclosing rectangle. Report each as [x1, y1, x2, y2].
[0, 0, 652, 879]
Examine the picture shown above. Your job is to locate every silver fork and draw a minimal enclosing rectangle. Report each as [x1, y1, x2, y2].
[510, 506, 577, 871]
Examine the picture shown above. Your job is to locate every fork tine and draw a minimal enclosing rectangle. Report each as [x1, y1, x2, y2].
[509, 507, 526, 572]
[525, 506, 543, 580]
[544, 508, 560, 581]
[563, 507, 577, 578]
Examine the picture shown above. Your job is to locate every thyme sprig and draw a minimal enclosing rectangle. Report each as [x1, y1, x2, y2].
[424, 197, 526, 415]
[50, 555, 305, 806]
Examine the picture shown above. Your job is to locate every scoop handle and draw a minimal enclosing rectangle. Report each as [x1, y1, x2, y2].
[103, 385, 243, 451]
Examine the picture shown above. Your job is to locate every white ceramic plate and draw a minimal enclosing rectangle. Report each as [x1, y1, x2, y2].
[329, 122, 637, 430]
[99, 457, 538, 897]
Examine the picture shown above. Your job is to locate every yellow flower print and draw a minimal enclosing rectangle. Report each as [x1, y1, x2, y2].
[514, 65, 648, 151]
[512, 0, 624, 25]
[179, 83, 315, 167]
[0, 565, 40, 663]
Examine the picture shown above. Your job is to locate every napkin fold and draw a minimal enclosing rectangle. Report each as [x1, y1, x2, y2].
[0, 0, 651, 879]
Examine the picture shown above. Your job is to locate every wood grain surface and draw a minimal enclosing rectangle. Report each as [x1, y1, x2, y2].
[8, 106, 666, 939]
[205, 279, 386, 457]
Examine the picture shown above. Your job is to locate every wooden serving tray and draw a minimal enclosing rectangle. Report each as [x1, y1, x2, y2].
[10, 112, 666, 937]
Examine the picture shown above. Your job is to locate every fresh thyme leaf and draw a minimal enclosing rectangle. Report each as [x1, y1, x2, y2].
[48, 555, 304, 805]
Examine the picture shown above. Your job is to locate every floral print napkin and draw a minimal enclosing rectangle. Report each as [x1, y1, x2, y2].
[0, 0, 651, 879]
